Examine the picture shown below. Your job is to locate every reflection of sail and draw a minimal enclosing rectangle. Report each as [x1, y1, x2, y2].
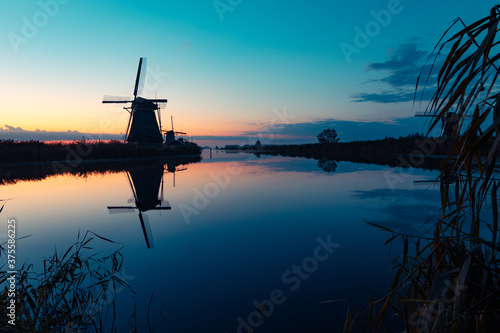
[108, 165, 171, 249]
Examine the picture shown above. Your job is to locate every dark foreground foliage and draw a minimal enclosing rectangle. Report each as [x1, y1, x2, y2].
[0, 231, 144, 332]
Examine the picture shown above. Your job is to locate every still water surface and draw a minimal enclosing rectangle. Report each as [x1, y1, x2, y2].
[1, 151, 442, 332]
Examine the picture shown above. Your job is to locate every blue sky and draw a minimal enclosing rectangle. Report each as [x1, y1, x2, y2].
[0, 0, 497, 145]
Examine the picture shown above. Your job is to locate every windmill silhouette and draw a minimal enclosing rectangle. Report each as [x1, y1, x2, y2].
[107, 165, 171, 249]
[164, 116, 187, 146]
[103, 58, 168, 146]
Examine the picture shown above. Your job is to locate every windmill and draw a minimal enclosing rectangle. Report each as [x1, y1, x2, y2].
[103, 58, 168, 146]
[107, 165, 171, 249]
[164, 116, 187, 146]
[415, 112, 473, 138]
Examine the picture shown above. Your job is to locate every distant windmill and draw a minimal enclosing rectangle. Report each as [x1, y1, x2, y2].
[165, 161, 187, 187]
[164, 116, 187, 146]
[107, 166, 171, 249]
[415, 112, 473, 138]
[103, 58, 168, 146]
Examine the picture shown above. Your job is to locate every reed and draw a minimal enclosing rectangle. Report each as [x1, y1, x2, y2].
[0, 231, 140, 332]
[0, 139, 202, 164]
[345, 6, 500, 332]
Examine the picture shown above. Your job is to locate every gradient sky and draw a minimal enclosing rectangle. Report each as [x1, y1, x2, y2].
[0, 0, 497, 145]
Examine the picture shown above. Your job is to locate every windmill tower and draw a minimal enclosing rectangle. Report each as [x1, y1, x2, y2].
[103, 58, 168, 146]
[107, 165, 171, 249]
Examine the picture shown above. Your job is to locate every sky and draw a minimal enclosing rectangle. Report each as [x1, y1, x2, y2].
[0, 0, 497, 146]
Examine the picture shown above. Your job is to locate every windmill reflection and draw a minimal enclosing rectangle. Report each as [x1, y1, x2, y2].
[107, 165, 171, 249]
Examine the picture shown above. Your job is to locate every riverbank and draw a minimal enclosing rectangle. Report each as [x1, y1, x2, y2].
[0, 139, 202, 164]
[223, 134, 450, 170]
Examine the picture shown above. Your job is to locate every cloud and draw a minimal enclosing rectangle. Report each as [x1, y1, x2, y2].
[366, 43, 427, 75]
[0, 125, 122, 141]
[352, 42, 437, 104]
[194, 117, 435, 146]
[351, 91, 416, 103]
[352, 188, 441, 234]
[243, 117, 430, 142]
[2, 125, 24, 132]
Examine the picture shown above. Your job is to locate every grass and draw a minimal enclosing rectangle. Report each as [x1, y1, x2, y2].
[0, 231, 147, 332]
[0, 139, 202, 164]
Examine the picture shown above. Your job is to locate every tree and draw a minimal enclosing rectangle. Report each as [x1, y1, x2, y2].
[317, 128, 339, 144]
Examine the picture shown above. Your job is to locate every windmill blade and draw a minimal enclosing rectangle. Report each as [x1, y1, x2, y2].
[133, 57, 147, 98]
[158, 107, 162, 134]
[107, 206, 136, 214]
[160, 199, 171, 208]
[147, 99, 169, 103]
[126, 171, 140, 203]
[175, 131, 186, 135]
[138, 211, 154, 249]
[160, 170, 164, 202]
[151, 206, 172, 210]
[124, 112, 133, 143]
[103, 95, 133, 103]
[156, 102, 167, 108]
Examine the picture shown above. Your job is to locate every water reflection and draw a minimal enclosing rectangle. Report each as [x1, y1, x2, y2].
[106, 162, 193, 249]
[107, 165, 169, 249]
[0, 153, 448, 332]
[316, 158, 338, 173]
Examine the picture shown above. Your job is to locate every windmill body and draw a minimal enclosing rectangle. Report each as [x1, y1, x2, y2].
[127, 98, 164, 145]
[103, 58, 168, 146]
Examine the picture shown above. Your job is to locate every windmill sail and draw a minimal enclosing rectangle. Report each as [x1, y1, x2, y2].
[134, 58, 147, 98]
[102, 95, 133, 103]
